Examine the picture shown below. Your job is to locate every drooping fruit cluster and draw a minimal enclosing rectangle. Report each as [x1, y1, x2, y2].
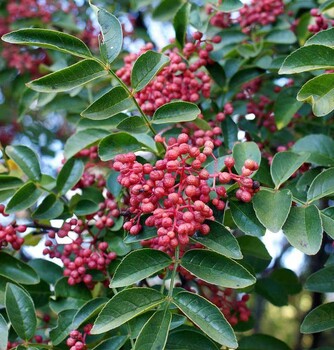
[198, 280, 251, 326]
[116, 37, 213, 115]
[308, 8, 333, 33]
[66, 325, 92, 350]
[0, 205, 25, 250]
[237, 0, 285, 33]
[113, 133, 259, 255]
[43, 205, 118, 288]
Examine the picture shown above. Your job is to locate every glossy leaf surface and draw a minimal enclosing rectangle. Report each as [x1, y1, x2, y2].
[173, 291, 237, 348]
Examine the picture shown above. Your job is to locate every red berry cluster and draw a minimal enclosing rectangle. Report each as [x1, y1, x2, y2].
[113, 133, 259, 255]
[73, 145, 111, 189]
[198, 281, 251, 326]
[237, 78, 293, 133]
[205, 3, 232, 29]
[43, 211, 117, 288]
[7, 335, 46, 349]
[66, 325, 92, 350]
[308, 8, 333, 33]
[1, 0, 99, 75]
[6, 0, 56, 23]
[237, 0, 285, 33]
[7, 341, 21, 349]
[116, 39, 213, 115]
[2, 45, 50, 76]
[0, 205, 25, 250]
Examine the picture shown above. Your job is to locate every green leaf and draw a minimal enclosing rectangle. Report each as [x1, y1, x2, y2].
[50, 298, 107, 345]
[252, 189, 292, 233]
[283, 205, 323, 255]
[230, 201, 266, 237]
[28, 258, 63, 285]
[117, 116, 148, 134]
[134, 310, 172, 350]
[0, 176, 23, 190]
[229, 68, 263, 89]
[270, 268, 302, 295]
[301, 303, 334, 333]
[174, 3, 191, 47]
[131, 51, 170, 92]
[0, 314, 8, 350]
[219, 0, 243, 12]
[56, 158, 84, 195]
[99, 132, 144, 161]
[221, 116, 238, 150]
[24, 280, 51, 308]
[271, 151, 309, 188]
[181, 249, 255, 288]
[64, 128, 110, 159]
[32, 193, 64, 219]
[106, 170, 123, 198]
[274, 88, 303, 129]
[173, 291, 237, 348]
[110, 249, 172, 288]
[78, 113, 128, 131]
[0, 190, 15, 202]
[2, 28, 92, 59]
[152, 101, 200, 124]
[321, 207, 334, 239]
[6, 182, 43, 213]
[49, 309, 76, 345]
[74, 199, 99, 216]
[305, 266, 334, 292]
[238, 334, 291, 350]
[297, 73, 334, 116]
[105, 232, 131, 256]
[307, 168, 334, 202]
[255, 278, 288, 306]
[292, 134, 334, 166]
[166, 329, 220, 350]
[81, 86, 133, 120]
[237, 44, 261, 59]
[127, 312, 155, 339]
[265, 29, 297, 44]
[232, 142, 261, 175]
[50, 298, 87, 314]
[237, 236, 272, 273]
[27, 59, 107, 92]
[305, 28, 334, 48]
[0, 253, 40, 284]
[279, 45, 334, 74]
[94, 7, 123, 65]
[320, 0, 334, 12]
[54, 277, 91, 300]
[6, 145, 41, 181]
[5, 283, 37, 340]
[191, 220, 242, 259]
[133, 133, 157, 153]
[92, 336, 128, 350]
[73, 298, 108, 329]
[152, 0, 183, 20]
[40, 174, 56, 190]
[206, 62, 226, 86]
[91, 288, 165, 334]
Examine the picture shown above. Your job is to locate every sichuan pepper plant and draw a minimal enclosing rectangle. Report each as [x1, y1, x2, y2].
[0, 0, 334, 349]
